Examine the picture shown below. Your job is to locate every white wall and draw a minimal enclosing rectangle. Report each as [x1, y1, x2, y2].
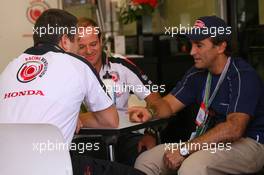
[0, 0, 62, 73]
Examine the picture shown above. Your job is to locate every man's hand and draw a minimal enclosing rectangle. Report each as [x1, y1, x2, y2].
[163, 149, 185, 170]
[75, 118, 83, 134]
[137, 134, 157, 152]
[128, 106, 152, 123]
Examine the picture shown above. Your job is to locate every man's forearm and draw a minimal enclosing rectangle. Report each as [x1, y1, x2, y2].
[151, 95, 185, 119]
[145, 93, 172, 119]
[187, 122, 236, 154]
[151, 99, 174, 119]
[186, 113, 249, 154]
[79, 106, 119, 128]
[79, 112, 107, 128]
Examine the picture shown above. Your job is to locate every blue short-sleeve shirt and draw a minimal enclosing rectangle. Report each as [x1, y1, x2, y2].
[171, 58, 264, 143]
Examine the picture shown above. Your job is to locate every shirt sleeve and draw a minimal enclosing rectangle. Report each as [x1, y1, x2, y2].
[227, 70, 261, 116]
[82, 66, 113, 112]
[170, 68, 201, 106]
[121, 59, 153, 100]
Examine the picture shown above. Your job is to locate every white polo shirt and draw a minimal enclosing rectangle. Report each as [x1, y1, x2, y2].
[99, 54, 153, 113]
[0, 44, 113, 143]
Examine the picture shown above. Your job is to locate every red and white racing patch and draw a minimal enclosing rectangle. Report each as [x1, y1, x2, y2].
[17, 56, 48, 83]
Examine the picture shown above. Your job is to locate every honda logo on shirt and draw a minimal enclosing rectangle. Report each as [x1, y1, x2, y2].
[4, 90, 45, 99]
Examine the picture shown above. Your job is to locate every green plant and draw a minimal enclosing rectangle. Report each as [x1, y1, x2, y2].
[119, 0, 158, 24]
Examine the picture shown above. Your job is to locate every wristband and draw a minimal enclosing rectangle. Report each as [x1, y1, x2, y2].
[146, 107, 156, 119]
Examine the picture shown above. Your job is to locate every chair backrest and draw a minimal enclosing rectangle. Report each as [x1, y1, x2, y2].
[0, 124, 73, 175]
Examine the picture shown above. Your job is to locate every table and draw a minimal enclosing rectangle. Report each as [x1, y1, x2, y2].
[77, 112, 170, 161]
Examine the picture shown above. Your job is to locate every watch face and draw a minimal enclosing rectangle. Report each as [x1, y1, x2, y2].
[180, 147, 189, 156]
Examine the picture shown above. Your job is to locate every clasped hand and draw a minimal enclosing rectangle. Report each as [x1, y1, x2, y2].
[128, 106, 152, 123]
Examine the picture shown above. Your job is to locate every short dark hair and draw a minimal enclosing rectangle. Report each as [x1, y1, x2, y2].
[33, 9, 77, 45]
[210, 37, 232, 57]
[77, 17, 102, 39]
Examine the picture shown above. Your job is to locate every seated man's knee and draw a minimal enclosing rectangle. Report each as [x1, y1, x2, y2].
[134, 151, 152, 169]
[178, 151, 213, 175]
[178, 158, 203, 175]
[134, 145, 165, 175]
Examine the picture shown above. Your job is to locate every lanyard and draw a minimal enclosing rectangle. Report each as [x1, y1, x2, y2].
[202, 57, 231, 123]
[206, 57, 231, 107]
[192, 57, 231, 139]
[203, 73, 212, 108]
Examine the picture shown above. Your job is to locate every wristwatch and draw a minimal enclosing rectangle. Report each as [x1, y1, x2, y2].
[179, 145, 189, 157]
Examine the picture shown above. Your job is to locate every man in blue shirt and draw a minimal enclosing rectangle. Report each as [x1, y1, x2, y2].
[129, 16, 264, 175]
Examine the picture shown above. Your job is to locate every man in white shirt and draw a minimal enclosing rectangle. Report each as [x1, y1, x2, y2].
[0, 9, 118, 144]
[0, 9, 145, 175]
[77, 17, 162, 165]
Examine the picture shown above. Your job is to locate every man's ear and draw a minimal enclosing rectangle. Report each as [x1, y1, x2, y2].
[99, 36, 103, 46]
[59, 34, 70, 51]
[217, 41, 227, 54]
